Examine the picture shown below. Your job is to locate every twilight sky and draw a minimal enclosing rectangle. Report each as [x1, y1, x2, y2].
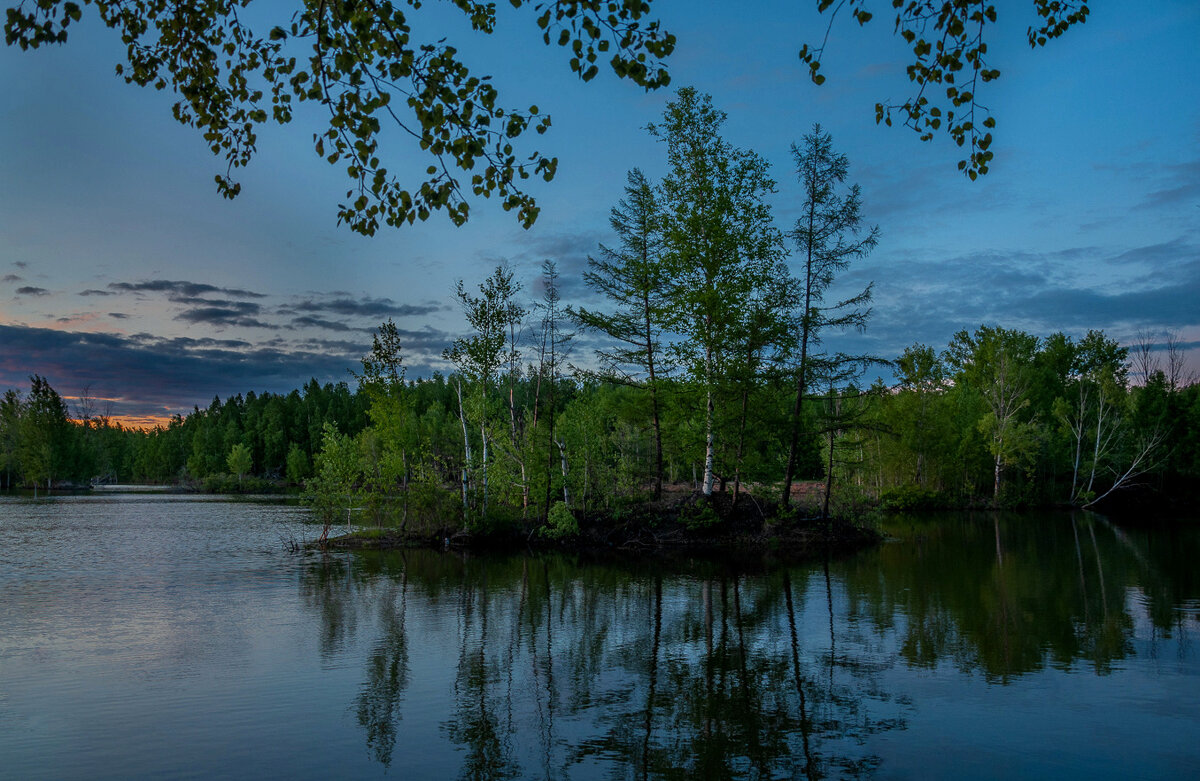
[2, 0, 1198, 426]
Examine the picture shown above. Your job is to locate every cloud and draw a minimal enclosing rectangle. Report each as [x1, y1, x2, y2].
[16, 286, 49, 296]
[837, 234, 1200, 362]
[286, 294, 445, 319]
[511, 230, 604, 298]
[1136, 160, 1200, 211]
[2, 274, 21, 283]
[107, 279, 267, 300]
[173, 304, 275, 329]
[1106, 236, 1196, 270]
[0, 324, 359, 421]
[517, 229, 604, 263]
[0, 311, 460, 423]
[290, 315, 371, 333]
[79, 289, 114, 296]
[148, 298, 278, 328]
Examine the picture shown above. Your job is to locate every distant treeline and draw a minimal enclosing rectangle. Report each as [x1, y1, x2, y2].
[847, 328, 1199, 511]
[1, 322, 1197, 520]
[0, 376, 367, 491]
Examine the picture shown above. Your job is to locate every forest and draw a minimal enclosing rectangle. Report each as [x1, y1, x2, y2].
[2, 90, 1198, 537]
[1, 319, 1197, 529]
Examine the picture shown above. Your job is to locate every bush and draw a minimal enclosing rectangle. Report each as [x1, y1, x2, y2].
[404, 469, 460, 534]
[202, 472, 277, 494]
[880, 485, 946, 511]
[680, 500, 719, 531]
[540, 501, 579, 539]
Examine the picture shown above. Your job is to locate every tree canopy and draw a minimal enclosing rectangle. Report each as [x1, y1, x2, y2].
[5, 0, 674, 234]
[5, 1, 1089, 231]
[800, 0, 1090, 179]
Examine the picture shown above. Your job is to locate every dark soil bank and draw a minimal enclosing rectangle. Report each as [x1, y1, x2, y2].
[323, 489, 880, 560]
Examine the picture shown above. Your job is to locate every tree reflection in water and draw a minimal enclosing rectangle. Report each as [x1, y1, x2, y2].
[302, 551, 905, 778]
[296, 512, 1198, 778]
[355, 562, 409, 767]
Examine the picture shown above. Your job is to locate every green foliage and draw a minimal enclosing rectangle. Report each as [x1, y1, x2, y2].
[880, 485, 947, 512]
[4, 0, 674, 233]
[17, 375, 71, 489]
[403, 458, 461, 534]
[285, 443, 312, 484]
[800, 1, 1090, 180]
[226, 442, 253, 482]
[540, 501, 579, 539]
[680, 500, 720, 531]
[651, 87, 787, 496]
[572, 168, 671, 496]
[355, 318, 406, 398]
[306, 422, 362, 536]
[201, 473, 276, 494]
[781, 124, 879, 507]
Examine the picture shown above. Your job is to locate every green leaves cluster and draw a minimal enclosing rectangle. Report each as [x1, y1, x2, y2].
[5, 0, 1098, 231]
[800, 0, 1090, 180]
[863, 326, 1199, 509]
[4, 0, 675, 233]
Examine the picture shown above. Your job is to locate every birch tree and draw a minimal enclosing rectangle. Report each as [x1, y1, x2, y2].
[652, 87, 782, 498]
[946, 326, 1040, 505]
[443, 265, 523, 521]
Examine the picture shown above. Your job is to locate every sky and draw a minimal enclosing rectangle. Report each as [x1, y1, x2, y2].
[2, 0, 1198, 427]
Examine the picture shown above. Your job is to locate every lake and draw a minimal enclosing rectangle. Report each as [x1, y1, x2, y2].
[1, 494, 1197, 779]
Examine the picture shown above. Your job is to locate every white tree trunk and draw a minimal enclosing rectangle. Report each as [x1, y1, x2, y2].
[455, 379, 471, 514]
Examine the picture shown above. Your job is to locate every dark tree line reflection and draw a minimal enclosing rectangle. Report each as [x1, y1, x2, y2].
[842, 512, 1198, 680]
[298, 512, 1198, 777]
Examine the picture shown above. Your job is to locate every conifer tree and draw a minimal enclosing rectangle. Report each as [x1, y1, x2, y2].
[781, 125, 879, 507]
[573, 168, 670, 498]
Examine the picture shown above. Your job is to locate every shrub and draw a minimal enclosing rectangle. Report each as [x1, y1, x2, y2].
[203, 472, 277, 494]
[880, 485, 946, 511]
[680, 500, 719, 531]
[541, 501, 579, 539]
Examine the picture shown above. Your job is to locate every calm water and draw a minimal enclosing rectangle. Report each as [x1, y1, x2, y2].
[1, 495, 1197, 779]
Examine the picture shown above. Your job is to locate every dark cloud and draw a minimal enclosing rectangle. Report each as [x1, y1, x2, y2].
[836, 235, 1200, 363]
[385, 325, 451, 352]
[289, 325, 451, 356]
[1136, 160, 1200, 210]
[2, 274, 21, 283]
[1106, 237, 1197, 279]
[16, 286, 49, 296]
[108, 312, 130, 320]
[287, 295, 444, 319]
[142, 334, 254, 350]
[165, 299, 269, 328]
[79, 289, 114, 296]
[107, 279, 267, 300]
[518, 230, 604, 262]
[0, 324, 359, 421]
[0, 316, 460, 423]
[14, 261, 28, 269]
[168, 295, 256, 308]
[290, 337, 372, 355]
[504, 231, 603, 302]
[173, 304, 275, 329]
[290, 315, 371, 333]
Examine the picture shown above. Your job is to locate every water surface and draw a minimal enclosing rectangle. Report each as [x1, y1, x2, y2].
[1, 495, 1196, 779]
